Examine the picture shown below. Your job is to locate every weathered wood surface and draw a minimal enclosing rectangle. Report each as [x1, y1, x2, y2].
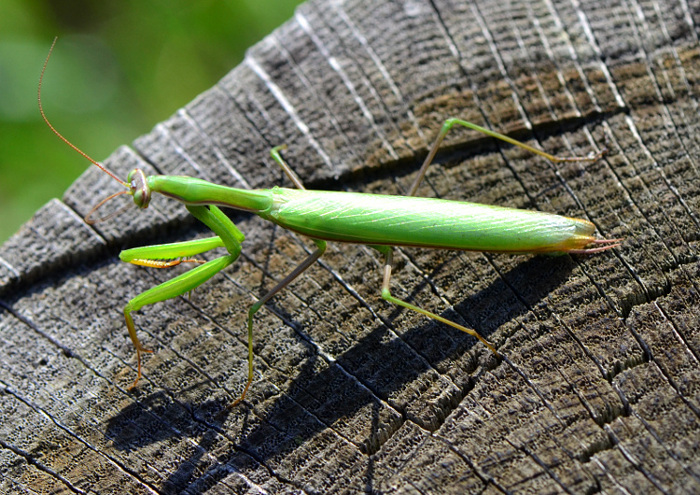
[1, 0, 699, 493]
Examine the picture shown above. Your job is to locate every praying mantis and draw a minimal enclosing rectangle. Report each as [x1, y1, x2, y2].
[40, 39, 619, 406]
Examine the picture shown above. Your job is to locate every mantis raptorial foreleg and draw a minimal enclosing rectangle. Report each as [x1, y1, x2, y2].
[122, 153, 327, 405]
[121, 204, 243, 388]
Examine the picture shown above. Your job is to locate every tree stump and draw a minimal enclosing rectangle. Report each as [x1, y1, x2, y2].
[1, 0, 698, 493]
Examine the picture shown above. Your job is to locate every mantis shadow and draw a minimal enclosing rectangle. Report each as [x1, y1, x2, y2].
[106, 253, 576, 493]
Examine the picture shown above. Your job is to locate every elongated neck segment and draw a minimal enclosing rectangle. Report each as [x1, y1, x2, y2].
[147, 175, 273, 213]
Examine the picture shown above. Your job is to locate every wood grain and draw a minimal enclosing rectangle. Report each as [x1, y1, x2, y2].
[1, 0, 698, 492]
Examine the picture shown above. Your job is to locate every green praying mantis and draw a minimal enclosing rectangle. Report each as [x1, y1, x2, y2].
[40, 39, 619, 406]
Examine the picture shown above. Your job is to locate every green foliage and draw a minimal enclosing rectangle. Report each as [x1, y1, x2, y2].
[0, 0, 304, 243]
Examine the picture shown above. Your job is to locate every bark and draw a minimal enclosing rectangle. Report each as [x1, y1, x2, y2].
[1, 0, 699, 493]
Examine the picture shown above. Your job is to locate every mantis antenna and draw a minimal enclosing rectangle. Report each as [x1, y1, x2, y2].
[39, 37, 133, 222]
[38, 37, 129, 189]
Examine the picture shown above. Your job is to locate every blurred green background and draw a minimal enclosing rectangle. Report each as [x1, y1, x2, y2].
[0, 0, 304, 244]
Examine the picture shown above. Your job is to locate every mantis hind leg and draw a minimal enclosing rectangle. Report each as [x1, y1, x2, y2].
[372, 245, 499, 356]
[408, 118, 607, 196]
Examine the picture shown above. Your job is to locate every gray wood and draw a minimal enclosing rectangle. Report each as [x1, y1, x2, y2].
[1, 0, 699, 492]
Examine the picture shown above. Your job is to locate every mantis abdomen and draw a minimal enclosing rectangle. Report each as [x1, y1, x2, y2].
[265, 188, 598, 254]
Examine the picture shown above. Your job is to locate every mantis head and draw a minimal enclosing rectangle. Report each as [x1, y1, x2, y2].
[80, 168, 151, 224]
[126, 169, 151, 209]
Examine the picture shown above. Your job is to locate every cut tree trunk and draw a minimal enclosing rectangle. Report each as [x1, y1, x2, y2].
[1, 0, 699, 493]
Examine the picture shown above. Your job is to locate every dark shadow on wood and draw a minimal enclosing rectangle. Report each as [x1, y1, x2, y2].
[104, 254, 574, 492]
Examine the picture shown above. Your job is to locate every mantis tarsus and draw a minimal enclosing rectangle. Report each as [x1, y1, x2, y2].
[40, 39, 620, 406]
